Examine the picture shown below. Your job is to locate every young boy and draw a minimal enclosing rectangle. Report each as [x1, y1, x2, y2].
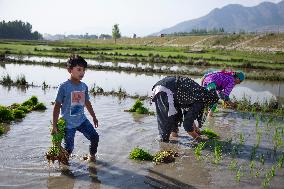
[52, 55, 99, 162]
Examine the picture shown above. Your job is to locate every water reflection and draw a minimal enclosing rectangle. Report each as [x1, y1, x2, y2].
[47, 163, 101, 189]
[0, 62, 283, 103]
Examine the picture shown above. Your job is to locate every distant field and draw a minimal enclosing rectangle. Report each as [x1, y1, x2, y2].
[0, 33, 284, 81]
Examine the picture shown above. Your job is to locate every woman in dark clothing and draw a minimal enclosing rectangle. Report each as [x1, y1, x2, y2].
[151, 76, 219, 143]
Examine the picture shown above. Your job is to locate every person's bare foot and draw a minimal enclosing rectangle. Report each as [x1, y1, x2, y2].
[88, 155, 96, 163]
[170, 132, 178, 137]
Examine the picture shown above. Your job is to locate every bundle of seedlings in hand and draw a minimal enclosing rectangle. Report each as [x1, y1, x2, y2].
[200, 128, 219, 139]
[153, 150, 179, 163]
[129, 147, 153, 161]
[46, 118, 69, 165]
[125, 99, 154, 115]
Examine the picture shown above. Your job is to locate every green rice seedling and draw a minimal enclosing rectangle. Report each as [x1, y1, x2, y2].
[229, 159, 238, 170]
[200, 128, 219, 139]
[249, 160, 255, 176]
[272, 127, 283, 150]
[16, 105, 30, 113]
[213, 142, 222, 164]
[231, 145, 239, 158]
[260, 154, 265, 165]
[22, 100, 34, 108]
[129, 99, 143, 112]
[46, 118, 69, 165]
[15, 75, 28, 86]
[0, 124, 4, 135]
[30, 96, 38, 105]
[0, 105, 14, 123]
[262, 171, 272, 188]
[33, 103, 47, 110]
[153, 150, 178, 163]
[276, 153, 284, 168]
[195, 142, 206, 160]
[255, 114, 259, 130]
[239, 132, 245, 145]
[12, 109, 26, 119]
[9, 103, 20, 109]
[262, 165, 277, 188]
[0, 74, 13, 85]
[235, 166, 243, 182]
[255, 169, 260, 177]
[129, 147, 153, 161]
[126, 99, 154, 115]
[262, 176, 269, 188]
[250, 145, 257, 160]
[270, 165, 275, 177]
[256, 129, 262, 148]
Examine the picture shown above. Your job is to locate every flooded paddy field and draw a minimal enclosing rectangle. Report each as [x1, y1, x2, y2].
[0, 61, 284, 189]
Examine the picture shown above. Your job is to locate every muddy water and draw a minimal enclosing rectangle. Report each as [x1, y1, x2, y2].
[0, 85, 283, 189]
[0, 63, 283, 104]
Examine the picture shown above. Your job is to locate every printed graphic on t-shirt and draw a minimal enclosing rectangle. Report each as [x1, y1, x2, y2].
[70, 91, 85, 116]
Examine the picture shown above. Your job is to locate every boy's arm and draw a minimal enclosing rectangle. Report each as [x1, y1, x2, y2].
[52, 102, 61, 134]
[85, 100, 98, 128]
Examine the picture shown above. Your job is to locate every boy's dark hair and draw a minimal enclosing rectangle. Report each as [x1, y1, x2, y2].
[67, 54, 87, 69]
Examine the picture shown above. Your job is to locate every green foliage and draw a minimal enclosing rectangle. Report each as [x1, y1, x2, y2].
[15, 75, 28, 86]
[0, 96, 45, 124]
[0, 105, 14, 122]
[0, 74, 13, 85]
[47, 146, 60, 156]
[128, 99, 154, 115]
[129, 147, 153, 161]
[12, 109, 26, 119]
[195, 142, 206, 160]
[33, 103, 47, 110]
[213, 142, 222, 164]
[22, 96, 38, 108]
[200, 128, 219, 139]
[112, 24, 121, 43]
[229, 159, 238, 170]
[17, 105, 30, 113]
[153, 150, 178, 163]
[0, 20, 43, 40]
[30, 96, 38, 105]
[0, 124, 4, 135]
[232, 96, 284, 116]
[51, 118, 66, 144]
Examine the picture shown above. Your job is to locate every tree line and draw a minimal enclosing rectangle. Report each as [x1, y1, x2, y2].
[166, 28, 225, 36]
[0, 20, 43, 40]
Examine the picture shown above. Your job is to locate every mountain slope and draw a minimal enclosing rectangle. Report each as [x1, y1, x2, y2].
[154, 1, 284, 35]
